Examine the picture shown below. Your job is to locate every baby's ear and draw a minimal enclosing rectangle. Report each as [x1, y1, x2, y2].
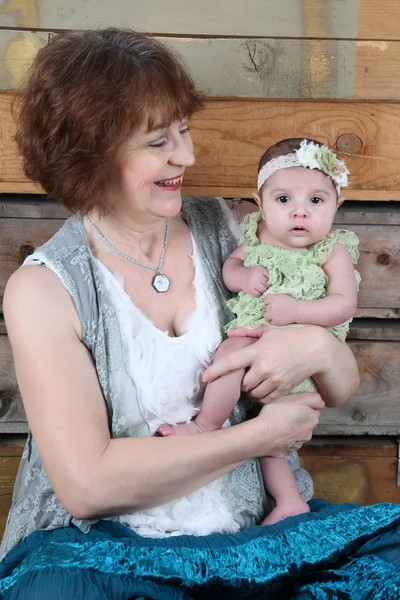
[337, 196, 346, 209]
[252, 192, 262, 210]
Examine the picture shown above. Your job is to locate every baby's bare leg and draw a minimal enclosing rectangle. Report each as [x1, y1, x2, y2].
[157, 336, 256, 436]
[260, 456, 310, 525]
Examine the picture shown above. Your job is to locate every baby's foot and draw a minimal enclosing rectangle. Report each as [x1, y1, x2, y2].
[156, 420, 203, 437]
[261, 498, 310, 526]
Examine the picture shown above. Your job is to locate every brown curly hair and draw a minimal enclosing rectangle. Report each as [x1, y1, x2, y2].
[14, 28, 205, 214]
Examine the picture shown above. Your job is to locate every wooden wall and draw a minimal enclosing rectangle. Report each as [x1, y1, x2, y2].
[1, 1, 400, 437]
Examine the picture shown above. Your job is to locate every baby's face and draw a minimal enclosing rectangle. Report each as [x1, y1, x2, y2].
[257, 167, 342, 249]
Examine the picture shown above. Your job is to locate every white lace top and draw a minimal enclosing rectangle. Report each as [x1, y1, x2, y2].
[24, 199, 247, 538]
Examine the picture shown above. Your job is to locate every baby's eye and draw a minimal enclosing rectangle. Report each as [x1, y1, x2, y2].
[310, 196, 324, 204]
[276, 196, 290, 204]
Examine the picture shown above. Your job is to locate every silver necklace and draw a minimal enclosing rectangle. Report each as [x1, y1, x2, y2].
[85, 215, 170, 293]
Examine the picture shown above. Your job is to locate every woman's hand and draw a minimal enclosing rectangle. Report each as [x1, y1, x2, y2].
[203, 324, 329, 400]
[253, 392, 324, 457]
[203, 324, 359, 406]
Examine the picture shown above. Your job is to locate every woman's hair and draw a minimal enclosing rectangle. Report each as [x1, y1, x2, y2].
[15, 28, 205, 214]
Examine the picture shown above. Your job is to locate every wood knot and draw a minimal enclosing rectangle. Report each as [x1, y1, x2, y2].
[0, 392, 12, 419]
[19, 244, 35, 261]
[336, 134, 363, 156]
[376, 253, 392, 266]
[351, 410, 364, 422]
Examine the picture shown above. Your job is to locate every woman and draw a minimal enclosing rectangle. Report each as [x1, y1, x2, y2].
[1, 29, 398, 600]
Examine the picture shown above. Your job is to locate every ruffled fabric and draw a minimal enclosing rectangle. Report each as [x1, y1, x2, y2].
[1, 501, 400, 599]
[226, 211, 361, 343]
[93, 238, 250, 539]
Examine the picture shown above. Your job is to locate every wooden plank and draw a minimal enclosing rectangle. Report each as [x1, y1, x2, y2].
[0, 217, 64, 312]
[2, 0, 398, 40]
[0, 455, 22, 540]
[241, 200, 400, 227]
[0, 91, 25, 188]
[316, 341, 400, 435]
[0, 198, 69, 219]
[300, 455, 400, 504]
[355, 41, 400, 100]
[0, 182, 42, 194]
[301, 436, 397, 457]
[187, 101, 400, 195]
[3, 313, 398, 340]
[2, 333, 400, 434]
[335, 202, 400, 226]
[299, 439, 400, 504]
[355, 308, 400, 319]
[358, 0, 400, 41]
[0, 436, 25, 456]
[0, 336, 26, 432]
[0, 422, 28, 434]
[349, 320, 400, 341]
[3, 31, 400, 100]
[1, 214, 400, 311]
[344, 224, 400, 309]
[0, 436, 398, 541]
[2, 93, 400, 198]
[6, 182, 398, 202]
[183, 187, 400, 202]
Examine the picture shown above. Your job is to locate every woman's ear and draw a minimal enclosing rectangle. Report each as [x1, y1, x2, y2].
[252, 192, 262, 210]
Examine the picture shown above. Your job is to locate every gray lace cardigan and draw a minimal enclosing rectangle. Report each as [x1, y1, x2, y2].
[0, 197, 312, 559]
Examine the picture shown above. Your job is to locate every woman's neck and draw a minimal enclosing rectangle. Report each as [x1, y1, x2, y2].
[86, 210, 169, 261]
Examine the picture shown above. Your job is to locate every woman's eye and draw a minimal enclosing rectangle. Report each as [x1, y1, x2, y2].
[310, 196, 324, 204]
[179, 126, 191, 135]
[276, 196, 290, 204]
[149, 139, 166, 148]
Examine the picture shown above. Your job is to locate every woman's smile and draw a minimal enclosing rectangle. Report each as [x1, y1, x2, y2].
[155, 173, 184, 190]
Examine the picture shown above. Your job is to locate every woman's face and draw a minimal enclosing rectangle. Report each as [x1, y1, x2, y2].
[112, 118, 195, 222]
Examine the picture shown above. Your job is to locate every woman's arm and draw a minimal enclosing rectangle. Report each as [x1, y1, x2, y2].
[204, 325, 359, 408]
[4, 266, 323, 520]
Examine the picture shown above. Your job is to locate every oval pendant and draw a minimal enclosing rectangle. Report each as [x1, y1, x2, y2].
[152, 273, 170, 293]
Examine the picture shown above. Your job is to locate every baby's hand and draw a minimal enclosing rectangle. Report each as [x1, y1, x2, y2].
[264, 294, 297, 326]
[241, 266, 269, 297]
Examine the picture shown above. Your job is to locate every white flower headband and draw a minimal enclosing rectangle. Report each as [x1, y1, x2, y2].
[257, 139, 349, 194]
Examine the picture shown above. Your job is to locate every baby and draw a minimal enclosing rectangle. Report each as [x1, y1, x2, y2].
[159, 138, 360, 525]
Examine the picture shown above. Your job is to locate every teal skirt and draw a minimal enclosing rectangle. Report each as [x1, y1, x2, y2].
[1, 500, 400, 599]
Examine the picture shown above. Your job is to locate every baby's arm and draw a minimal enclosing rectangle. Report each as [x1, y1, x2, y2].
[264, 243, 358, 327]
[223, 245, 269, 297]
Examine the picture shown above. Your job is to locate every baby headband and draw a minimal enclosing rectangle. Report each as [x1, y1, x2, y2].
[257, 139, 349, 194]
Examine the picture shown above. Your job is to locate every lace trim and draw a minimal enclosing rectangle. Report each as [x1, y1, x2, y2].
[312, 229, 360, 265]
[257, 140, 349, 194]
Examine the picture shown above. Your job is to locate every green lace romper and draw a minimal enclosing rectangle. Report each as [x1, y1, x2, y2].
[225, 211, 361, 393]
